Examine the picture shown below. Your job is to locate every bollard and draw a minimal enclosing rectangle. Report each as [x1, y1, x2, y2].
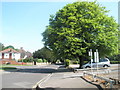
[92, 74, 96, 82]
[83, 71, 86, 78]
[109, 80, 113, 89]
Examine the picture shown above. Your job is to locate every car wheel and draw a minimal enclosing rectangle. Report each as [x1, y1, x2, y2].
[103, 65, 109, 68]
[85, 66, 91, 68]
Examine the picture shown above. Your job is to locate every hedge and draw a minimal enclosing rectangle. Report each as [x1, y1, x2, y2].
[110, 61, 120, 64]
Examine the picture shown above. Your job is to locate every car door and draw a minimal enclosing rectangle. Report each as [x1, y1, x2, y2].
[92, 62, 97, 68]
[99, 59, 105, 67]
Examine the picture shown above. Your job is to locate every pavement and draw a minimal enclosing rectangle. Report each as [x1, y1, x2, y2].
[37, 64, 119, 89]
[37, 65, 101, 89]
[39, 73, 100, 89]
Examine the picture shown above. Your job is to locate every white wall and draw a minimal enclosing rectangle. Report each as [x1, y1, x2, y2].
[0, 53, 2, 59]
[4, 53, 9, 58]
[0, 52, 21, 61]
[14, 53, 20, 61]
[12, 53, 15, 59]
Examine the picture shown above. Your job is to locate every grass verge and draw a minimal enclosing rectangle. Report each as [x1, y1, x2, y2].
[0, 66, 17, 70]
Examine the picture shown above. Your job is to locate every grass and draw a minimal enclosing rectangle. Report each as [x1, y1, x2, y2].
[0, 66, 17, 70]
[0, 64, 32, 70]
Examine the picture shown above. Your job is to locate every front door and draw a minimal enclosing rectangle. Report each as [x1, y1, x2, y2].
[9, 53, 12, 60]
[2, 53, 4, 59]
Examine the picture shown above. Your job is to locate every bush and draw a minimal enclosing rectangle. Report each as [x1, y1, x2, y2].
[65, 59, 70, 67]
[109, 54, 120, 61]
[37, 59, 43, 63]
[22, 57, 33, 63]
[72, 61, 78, 64]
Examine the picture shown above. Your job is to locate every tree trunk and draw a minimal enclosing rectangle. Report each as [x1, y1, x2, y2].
[78, 56, 84, 69]
[34, 61, 36, 65]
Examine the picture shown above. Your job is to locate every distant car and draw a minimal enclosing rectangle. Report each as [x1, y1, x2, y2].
[82, 58, 111, 68]
[5, 62, 11, 65]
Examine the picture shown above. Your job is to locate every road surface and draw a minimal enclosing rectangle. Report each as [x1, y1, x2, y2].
[1, 64, 59, 88]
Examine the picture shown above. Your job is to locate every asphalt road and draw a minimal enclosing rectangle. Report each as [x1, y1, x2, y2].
[1, 64, 119, 89]
[2, 64, 60, 88]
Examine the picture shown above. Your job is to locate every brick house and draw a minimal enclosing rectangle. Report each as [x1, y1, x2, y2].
[0, 48, 21, 61]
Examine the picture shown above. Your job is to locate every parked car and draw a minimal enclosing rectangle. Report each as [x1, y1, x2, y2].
[82, 58, 111, 68]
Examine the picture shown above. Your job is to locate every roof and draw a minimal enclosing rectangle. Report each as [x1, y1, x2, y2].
[0, 48, 19, 53]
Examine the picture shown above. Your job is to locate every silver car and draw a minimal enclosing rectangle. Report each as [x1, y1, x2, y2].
[82, 58, 111, 68]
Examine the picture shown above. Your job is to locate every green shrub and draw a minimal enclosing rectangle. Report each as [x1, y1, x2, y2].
[72, 61, 78, 64]
[22, 57, 33, 62]
[37, 59, 42, 63]
[65, 59, 70, 67]
[44, 59, 47, 63]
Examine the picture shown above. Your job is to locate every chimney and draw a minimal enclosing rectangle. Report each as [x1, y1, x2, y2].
[20, 47, 23, 50]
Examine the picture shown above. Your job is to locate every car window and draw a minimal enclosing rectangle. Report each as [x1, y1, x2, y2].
[100, 58, 108, 62]
[103, 59, 108, 62]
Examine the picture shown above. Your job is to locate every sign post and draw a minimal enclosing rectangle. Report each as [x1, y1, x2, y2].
[94, 49, 99, 74]
[96, 49, 99, 74]
[89, 49, 93, 73]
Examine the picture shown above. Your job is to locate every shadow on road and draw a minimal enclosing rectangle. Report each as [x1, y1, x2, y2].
[2, 65, 73, 74]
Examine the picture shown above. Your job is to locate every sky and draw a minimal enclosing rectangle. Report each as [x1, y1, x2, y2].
[1, 0, 119, 53]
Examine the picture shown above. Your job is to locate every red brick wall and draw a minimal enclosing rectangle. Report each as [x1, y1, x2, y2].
[0, 60, 26, 65]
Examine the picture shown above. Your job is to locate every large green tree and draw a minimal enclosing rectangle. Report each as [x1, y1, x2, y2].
[42, 1, 119, 68]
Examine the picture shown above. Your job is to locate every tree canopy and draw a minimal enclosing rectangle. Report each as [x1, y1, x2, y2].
[3, 45, 15, 50]
[42, 1, 119, 68]
[0, 43, 4, 51]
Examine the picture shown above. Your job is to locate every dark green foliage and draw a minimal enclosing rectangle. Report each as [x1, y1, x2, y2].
[110, 61, 120, 64]
[3, 45, 14, 50]
[109, 54, 120, 61]
[33, 47, 57, 63]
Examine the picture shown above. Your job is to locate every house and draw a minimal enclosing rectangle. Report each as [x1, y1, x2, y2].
[0, 48, 20, 61]
[0, 47, 33, 63]
[18, 47, 33, 59]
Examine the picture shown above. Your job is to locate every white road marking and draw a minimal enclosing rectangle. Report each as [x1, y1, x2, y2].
[32, 73, 53, 89]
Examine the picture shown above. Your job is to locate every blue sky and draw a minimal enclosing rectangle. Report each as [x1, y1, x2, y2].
[1, 1, 119, 53]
